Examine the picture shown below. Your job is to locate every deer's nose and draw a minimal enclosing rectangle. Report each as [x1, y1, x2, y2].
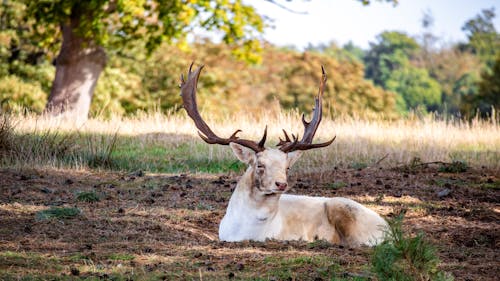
[275, 182, 288, 191]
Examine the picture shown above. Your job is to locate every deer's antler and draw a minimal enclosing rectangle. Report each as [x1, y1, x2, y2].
[180, 63, 267, 152]
[277, 66, 336, 153]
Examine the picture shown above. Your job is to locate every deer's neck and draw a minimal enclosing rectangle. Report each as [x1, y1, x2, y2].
[232, 167, 280, 216]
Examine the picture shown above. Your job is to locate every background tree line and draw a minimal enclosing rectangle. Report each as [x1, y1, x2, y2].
[0, 1, 498, 119]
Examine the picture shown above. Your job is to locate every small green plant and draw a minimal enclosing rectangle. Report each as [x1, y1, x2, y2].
[35, 207, 81, 221]
[439, 160, 468, 173]
[307, 239, 333, 249]
[371, 215, 453, 281]
[108, 253, 135, 261]
[350, 162, 368, 170]
[481, 180, 500, 190]
[76, 191, 100, 203]
[328, 181, 347, 189]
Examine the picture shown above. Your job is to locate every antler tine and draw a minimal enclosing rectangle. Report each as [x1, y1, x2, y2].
[278, 65, 336, 152]
[180, 63, 266, 152]
[258, 126, 268, 148]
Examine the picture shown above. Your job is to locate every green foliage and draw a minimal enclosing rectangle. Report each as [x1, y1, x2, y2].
[464, 53, 500, 117]
[0, 75, 47, 113]
[261, 255, 345, 281]
[329, 181, 348, 189]
[91, 42, 398, 118]
[364, 31, 445, 114]
[24, 0, 265, 63]
[385, 64, 442, 112]
[364, 31, 420, 86]
[371, 215, 453, 281]
[0, 113, 14, 156]
[107, 253, 135, 261]
[35, 207, 81, 221]
[461, 7, 500, 70]
[76, 191, 100, 203]
[438, 161, 468, 173]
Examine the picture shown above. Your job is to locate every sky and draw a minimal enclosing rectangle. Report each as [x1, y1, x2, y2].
[245, 0, 500, 50]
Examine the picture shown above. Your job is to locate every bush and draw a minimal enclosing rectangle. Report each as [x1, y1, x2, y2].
[439, 160, 468, 173]
[0, 75, 47, 113]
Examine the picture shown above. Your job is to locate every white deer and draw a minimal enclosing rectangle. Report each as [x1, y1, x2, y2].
[180, 64, 388, 246]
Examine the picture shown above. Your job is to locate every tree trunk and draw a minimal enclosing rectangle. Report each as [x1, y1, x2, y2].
[44, 16, 107, 124]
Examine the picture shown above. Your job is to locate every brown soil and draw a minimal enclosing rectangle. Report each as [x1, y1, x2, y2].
[0, 165, 498, 280]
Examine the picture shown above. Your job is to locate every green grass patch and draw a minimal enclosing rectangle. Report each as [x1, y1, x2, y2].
[76, 191, 100, 203]
[0, 251, 61, 270]
[107, 253, 135, 261]
[371, 215, 454, 281]
[259, 255, 360, 280]
[480, 181, 500, 190]
[35, 207, 80, 221]
[439, 160, 468, 173]
[109, 142, 245, 173]
[430, 178, 467, 188]
[328, 181, 347, 189]
[350, 162, 368, 170]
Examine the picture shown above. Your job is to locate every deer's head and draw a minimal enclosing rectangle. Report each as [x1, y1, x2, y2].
[180, 63, 335, 195]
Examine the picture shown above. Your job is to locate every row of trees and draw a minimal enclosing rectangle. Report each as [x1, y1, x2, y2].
[0, 1, 498, 120]
[309, 8, 499, 117]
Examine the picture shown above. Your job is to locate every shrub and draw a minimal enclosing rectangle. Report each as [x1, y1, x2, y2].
[371, 215, 453, 281]
[0, 75, 47, 113]
[439, 161, 468, 173]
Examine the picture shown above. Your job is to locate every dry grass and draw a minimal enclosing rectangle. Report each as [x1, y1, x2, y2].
[6, 110, 500, 172]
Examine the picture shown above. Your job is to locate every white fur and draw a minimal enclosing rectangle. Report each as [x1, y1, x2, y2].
[218, 144, 388, 246]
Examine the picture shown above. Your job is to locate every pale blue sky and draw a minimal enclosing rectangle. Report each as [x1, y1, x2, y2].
[247, 0, 500, 49]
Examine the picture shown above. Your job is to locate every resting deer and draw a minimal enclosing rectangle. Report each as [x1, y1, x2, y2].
[180, 64, 388, 246]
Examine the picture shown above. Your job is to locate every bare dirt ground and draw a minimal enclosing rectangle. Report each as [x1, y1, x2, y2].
[0, 166, 498, 280]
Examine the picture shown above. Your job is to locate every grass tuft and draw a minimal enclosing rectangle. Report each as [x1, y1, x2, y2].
[0, 113, 14, 156]
[438, 160, 468, 173]
[107, 253, 135, 261]
[328, 181, 348, 189]
[76, 191, 100, 203]
[35, 207, 81, 221]
[371, 214, 454, 281]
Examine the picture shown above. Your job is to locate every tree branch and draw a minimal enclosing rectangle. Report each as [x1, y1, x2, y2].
[264, 0, 308, 15]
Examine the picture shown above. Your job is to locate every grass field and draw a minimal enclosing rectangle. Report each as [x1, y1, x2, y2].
[0, 111, 499, 280]
[3, 111, 499, 172]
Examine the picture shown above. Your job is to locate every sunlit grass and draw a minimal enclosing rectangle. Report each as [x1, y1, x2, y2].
[2, 110, 499, 172]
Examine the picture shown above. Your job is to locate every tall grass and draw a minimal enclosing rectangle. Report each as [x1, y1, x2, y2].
[2, 110, 499, 173]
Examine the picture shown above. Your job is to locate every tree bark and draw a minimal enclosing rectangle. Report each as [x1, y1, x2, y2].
[44, 15, 106, 124]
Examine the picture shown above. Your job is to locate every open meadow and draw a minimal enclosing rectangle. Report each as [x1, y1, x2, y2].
[0, 112, 499, 280]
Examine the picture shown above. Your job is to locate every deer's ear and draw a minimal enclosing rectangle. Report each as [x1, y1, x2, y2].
[230, 143, 255, 164]
[287, 151, 303, 167]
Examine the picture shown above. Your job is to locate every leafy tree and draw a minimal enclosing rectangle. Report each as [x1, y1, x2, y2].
[21, 0, 264, 123]
[342, 41, 365, 62]
[364, 31, 420, 86]
[413, 46, 481, 115]
[462, 53, 500, 117]
[385, 63, 441, 113]
[461, 7, 500, 70]
[0, 0, 53, 112]
[305, 41, 364, 63]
